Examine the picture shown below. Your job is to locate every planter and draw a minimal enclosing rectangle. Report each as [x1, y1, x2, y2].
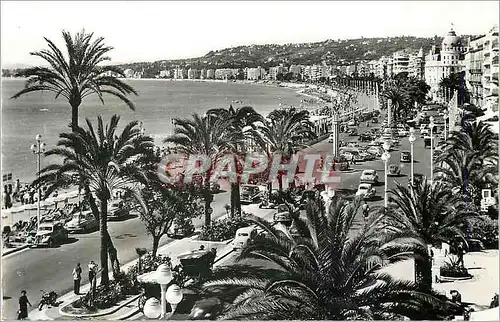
[59, 294, 141, 318]
[438, 275, 473, 282]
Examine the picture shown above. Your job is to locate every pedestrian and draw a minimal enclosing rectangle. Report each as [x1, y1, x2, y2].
[14, 179, 21, 201]
[17, 290, 32, 320]
[73, 263, 82, 295]
[457, 242, 465, 267]
[450, 290, 462, 304]
[88, 261, 98, 294]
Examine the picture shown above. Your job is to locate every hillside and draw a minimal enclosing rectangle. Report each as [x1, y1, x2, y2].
[116, 36, 447, 78]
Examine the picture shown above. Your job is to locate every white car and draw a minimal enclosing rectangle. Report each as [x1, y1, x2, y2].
[398, 129, 409, 137]
[356, 183, 376, 200]
[367, 146, 383, 157]
[359, 169, 379, 184]
[348, 120, 356, 126]
[420, 129, 430, 137]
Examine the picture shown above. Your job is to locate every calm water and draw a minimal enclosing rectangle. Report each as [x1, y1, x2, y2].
[1, 79, 307, 183]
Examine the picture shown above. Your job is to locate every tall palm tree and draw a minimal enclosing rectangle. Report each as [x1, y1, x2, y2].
[250, 108, 316, 191]
[202, 196, 457, 320]
[164, 113, 240, 226]
[445, 121, 499, 164]
[387, 180, 477, 292]
[11, 30, 138, 132]
[207, 105, 264, 216]
[382, 87, 411, 124]
[34, 115, 155, 285]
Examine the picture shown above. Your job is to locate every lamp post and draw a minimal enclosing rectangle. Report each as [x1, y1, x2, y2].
[408, 128, 416, 186]
[429, 116, 435, 184]
[140, 264, 184, 319]
[30, 134, 46, 228]
[381, 141, 391, 208]
[443, 110, 448, 141]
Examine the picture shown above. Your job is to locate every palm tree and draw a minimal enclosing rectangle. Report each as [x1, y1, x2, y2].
[164, 113, 240, 226]
[387, 180, 477, 292]
[445, 121, 498, 164]
[250, 108, 316, 191]
[382, 87, 411, 124]
[35, 115, 155, 286]
[207, 105, 264, 216]
[11, 30, 138, 132]
[202, 196, 458, 320]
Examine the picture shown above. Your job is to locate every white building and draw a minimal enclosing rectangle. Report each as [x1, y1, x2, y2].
[408, 48, 426, 80]
[246, 66, 266, 80]
[206, 69, 215, 79]
[187, 68, 199, 79]
[425, 28, 466, 101]
[159, 70, 170, 78]
[391, 52, 410, 76]
[174, 68, 186, 79]
[123, 69, 135, 78]
[482, 25, 499, 112]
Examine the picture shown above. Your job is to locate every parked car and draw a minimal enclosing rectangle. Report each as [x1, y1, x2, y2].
[400, 151, 411, 163]
[348, 120, 356, 126]
[424, 136, 432, 148]
[34, 222, 68, 247]
[64, 210, 98, 233]
[108, 199, 130, 220]
[359, 151, 375, 161]
[359, 169, 379, 184]
[356, 183, 376, 200]
[398, 129, 409, 137]
[367, 146, 383, 157]
[358, 134, 372, 142]
[167, 218, 195, 238]
[328, 133, 335, 143]
[387, 164, 401, 176]
[409, 173, 426, 187]
[347, 128, 358, 136]
[233, 226, 258, 250]
[420, 129, 430, 137]
[371, 117, 378, 123]
[240, 184, 262, 204]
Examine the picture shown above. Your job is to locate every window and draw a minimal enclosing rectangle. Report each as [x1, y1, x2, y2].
[482, 189, 492, 198]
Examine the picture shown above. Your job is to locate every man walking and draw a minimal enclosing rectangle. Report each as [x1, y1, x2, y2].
[457, 242, 466, 267]
[18, 290, 32, 320]
[72, 263, 82, 295]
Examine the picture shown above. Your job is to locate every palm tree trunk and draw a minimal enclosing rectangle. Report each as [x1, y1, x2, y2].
[234, 183, 241, 215]
[106, 232, 120, 278]
[414, 256, 432, 293]
[152, 236, 160, 258]
[99, 199, 110, 286]
[71, 103, 79, 132]
[278, 172, 283, 191]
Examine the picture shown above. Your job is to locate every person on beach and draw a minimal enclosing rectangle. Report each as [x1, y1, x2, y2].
[17, 290, 32, 320]
[73, 263, 82, 295]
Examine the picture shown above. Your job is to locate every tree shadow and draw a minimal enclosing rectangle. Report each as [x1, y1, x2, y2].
[2, 296, 12, 300]
[108, 213, 138, 222]
[369, 196, 384, 202]
[64, 237, 79, 245]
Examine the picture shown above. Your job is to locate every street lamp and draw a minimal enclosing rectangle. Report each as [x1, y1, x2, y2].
[139, 264, 184, 319]
[30, 134, 46, 228]
[443, 110, 448, 141]
[381, 141, 391, 208]
[408, 128, 416, 186]
[429, 116, 435, 184]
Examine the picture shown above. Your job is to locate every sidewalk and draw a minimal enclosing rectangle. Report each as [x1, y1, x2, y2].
[2, 243, 31, 257]
[28, 204, 275, 320]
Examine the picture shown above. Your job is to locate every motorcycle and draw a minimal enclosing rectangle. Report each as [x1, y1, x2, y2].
[38, 290, 58, 311]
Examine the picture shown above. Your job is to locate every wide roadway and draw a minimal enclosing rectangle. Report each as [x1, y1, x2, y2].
[0, 191, 232, 320]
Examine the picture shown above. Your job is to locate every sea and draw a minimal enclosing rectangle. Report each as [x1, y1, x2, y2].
[1, 79, 310, 184]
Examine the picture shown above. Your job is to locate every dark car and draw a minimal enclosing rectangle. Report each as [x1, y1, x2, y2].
[347, 128, 358, 136]
[358, 133, 372, 142]
[34, 222, 68, 247]
[400, 151, 411, 163]
[240, 184, 262, 204]
[409, 173, 426, 187]
[371, 117, 379, 123]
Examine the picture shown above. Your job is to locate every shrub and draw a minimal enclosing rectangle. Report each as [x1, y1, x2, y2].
[199, 213, 250, 241]
[467, 216, 499, 249]
[440, 255, 471, 278]
[72, 280, 127, 310]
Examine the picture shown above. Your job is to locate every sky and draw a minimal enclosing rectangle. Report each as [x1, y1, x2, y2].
[1, 1, 499, 67]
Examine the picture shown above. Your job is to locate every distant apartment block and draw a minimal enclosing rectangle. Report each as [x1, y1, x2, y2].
[174, 68, 186, 79]
[268, 65, 288, 80]
[187, 68, 199, 79]
[465, 25, 499, 110]
[246, 67, 266, 80]
[391, 51, 410, 76]
[206, 69, 215, 79]
[123, 69, 135, 78]
[159, 70, 170, 78]
[215, 68, 238, 79]
[408, 48, 425, 80]
[199, 69, 207, 79]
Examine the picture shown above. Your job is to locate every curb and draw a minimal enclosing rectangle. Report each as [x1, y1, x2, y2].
[2, 244, 31, 257]
[58, 294, 142, 318]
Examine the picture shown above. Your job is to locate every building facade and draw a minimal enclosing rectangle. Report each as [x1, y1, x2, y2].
[408, 48, 425, 80]
[425, 28, 465, 100]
